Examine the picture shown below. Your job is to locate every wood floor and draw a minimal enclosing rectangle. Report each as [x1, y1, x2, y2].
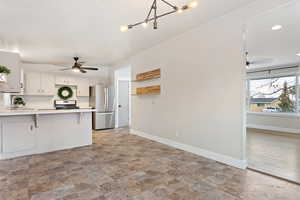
[1, 128, 300, 199]
[247, 128, 300, 183]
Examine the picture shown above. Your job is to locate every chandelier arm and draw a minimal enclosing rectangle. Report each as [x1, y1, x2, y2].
[154, 0, 158, 29]
[121, 0, 198, 31]
[130, 10, 177, 27]
[160, 0, 177, 9]
[145, 0, 156, 21]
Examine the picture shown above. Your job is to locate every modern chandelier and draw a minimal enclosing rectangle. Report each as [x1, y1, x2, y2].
[120, 0, 198, 32]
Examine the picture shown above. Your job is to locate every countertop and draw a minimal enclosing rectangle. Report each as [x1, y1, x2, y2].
[0, 108, 96, 116]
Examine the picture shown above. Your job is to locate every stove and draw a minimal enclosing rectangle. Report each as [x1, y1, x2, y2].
[54, 100, 79, 110]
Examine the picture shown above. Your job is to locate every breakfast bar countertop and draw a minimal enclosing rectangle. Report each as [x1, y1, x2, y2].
[0, 108, 96, 117]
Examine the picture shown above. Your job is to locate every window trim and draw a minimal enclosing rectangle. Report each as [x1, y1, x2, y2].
[247, 73, 299, 115]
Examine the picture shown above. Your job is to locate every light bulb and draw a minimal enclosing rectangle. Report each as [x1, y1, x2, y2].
[142, 22, 148, 28]
[120, 25, 129, 32]
[272, 25, 282, 31]
[297, 53, 300, 56]
[177, 8, 183, 13]
[12, 48, 20, 54]
[188, 1, 198, 8]
[73, 68, 80, 73]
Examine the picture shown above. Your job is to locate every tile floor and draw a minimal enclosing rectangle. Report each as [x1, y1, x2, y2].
[0, 128, 300, 200]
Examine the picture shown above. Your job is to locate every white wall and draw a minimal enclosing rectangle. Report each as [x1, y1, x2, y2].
[247, 113, 300, 134]
[112, 0, 294, 168]
[0, 51, 21, 93]
[0, 51, 21, 106]
[21, 63, 110, 86]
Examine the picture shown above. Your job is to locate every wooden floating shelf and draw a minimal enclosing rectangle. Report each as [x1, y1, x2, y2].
[131, 77, 160, 82]
[134, 85, 161, 95]
[133, 69, 161, 82]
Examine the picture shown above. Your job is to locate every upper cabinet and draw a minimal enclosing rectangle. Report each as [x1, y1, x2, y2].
[76, 78, 90, 97]
[41, 73, 56, 95]
[0, 51, 21, 93]
[55, 75, 75, 86]
[25, 72, 40, 95]
[25, 72, 55, 96]
[23, 68, 90, 97]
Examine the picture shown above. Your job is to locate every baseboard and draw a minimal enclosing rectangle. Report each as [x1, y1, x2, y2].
[130, 129, 247, 169]
[247, 124, 300, 134]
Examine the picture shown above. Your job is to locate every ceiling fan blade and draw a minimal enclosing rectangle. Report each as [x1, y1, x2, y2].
[81, 67, 99, 70]
[60, 68, 71, 71]
[80, 69, 87, 73]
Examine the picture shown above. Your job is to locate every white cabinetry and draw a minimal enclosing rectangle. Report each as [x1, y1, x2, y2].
[25, 72, 55, 96]
[55, 75, 75, 86]
[0, 112, 92, 160]
[0, 51, 21, 93]
[25, 72, 40, 95]
[77, 78, 90, 97]
[2, 117, 36, 153]
[41, 73, 56, 95]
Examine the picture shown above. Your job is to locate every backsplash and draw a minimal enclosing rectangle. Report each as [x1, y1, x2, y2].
[20, 85, 90, 109]
[0, 86, 90, 109]
[21, 95, 90, 109]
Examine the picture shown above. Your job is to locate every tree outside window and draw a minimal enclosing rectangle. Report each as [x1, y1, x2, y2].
[249, 76, 296, 113]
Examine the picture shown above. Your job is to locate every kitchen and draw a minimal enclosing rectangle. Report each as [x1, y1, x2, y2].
[0, 50, 114, 160]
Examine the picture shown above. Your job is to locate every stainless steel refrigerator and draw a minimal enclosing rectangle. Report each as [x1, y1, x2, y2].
[90, 84, 115, 130]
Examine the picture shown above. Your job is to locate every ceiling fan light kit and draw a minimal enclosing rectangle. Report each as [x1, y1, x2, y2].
[120, 0, 198, 32]
[60, 57, 99, 73]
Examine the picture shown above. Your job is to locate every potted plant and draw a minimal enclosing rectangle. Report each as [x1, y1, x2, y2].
[0, 65, 11, 83]
[13, 96, 26, 108]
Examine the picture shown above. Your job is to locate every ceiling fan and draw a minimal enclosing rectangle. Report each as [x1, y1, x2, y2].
[60, 57, 99, 73]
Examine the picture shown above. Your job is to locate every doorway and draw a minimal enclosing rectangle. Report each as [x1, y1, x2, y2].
[245, 1, 300, 184]
[118, 80, 130, 127]
[114, 66, 131, 128]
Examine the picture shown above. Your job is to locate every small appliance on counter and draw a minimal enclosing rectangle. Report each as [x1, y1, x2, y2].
[54, 100, 79, 110]
[90, 84, 115, 130]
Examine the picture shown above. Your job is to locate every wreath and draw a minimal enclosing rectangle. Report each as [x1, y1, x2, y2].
[58, 86, 73, 100]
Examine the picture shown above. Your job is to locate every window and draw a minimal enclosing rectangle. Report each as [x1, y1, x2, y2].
[248, 76, 296, 113]
[257, 103, 265, 107]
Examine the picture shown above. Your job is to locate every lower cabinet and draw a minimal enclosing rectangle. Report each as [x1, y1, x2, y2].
[0, 113, 92, 159]
[2, 117, 36, 153]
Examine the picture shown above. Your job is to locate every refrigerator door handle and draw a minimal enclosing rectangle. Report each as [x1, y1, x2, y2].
[106, 88, 109, 111]
[104, 88, 107, 112]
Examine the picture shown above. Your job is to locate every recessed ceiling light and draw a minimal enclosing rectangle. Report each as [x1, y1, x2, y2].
[297, 53, 300, 56]
[272, 25, 282, 31]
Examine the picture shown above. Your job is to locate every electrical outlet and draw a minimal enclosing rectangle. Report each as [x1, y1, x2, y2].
[175, 131, 180, 137]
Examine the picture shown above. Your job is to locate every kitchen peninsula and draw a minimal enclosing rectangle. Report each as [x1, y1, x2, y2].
[0, 108, 95, 160]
